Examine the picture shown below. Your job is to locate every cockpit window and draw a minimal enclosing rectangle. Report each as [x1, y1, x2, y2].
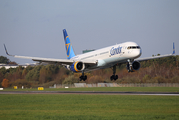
[127, 46, 140, 49]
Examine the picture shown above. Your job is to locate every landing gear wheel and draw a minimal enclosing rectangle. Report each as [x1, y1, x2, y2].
[115, 75, 118, 80]
[83, 75, 87, 81]
[110, 65, 118, 81]
[79, 72, 87, 81]
[110, 75, 118, 81]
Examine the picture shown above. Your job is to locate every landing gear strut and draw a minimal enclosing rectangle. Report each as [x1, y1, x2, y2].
[110, 65, 118, 81]
[79, 71, 87, 81]
[127, 59, 133, 72]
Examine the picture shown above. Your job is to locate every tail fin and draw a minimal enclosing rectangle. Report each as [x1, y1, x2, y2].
[63, 29, 76, 59]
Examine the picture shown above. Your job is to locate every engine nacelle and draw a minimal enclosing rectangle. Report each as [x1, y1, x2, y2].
[70, 61, 85, 72]
[126, 61, 140, 72]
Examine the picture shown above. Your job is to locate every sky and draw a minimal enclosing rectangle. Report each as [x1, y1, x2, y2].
[0, 0, 179, 64]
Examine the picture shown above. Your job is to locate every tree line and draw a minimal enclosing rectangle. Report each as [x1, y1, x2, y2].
[0, 55, 179, 88]
[0, 56, 17, 65]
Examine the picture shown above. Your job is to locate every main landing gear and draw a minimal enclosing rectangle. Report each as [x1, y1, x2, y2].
[79, 71, 87, 81]
[110, 65, 118, 81]
[79, 65, 119, 81]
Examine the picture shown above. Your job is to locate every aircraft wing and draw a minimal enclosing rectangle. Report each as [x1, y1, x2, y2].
[135, 42, 175, 62]
[135, 54, 174, 62]
[4, 44, 97, 65]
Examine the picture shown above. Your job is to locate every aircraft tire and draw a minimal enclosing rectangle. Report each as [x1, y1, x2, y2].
[110, 75, 118, 81]
[79, 75, 87, 81]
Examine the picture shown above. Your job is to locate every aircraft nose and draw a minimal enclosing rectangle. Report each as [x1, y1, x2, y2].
[139, 49, 142, 57]
[134, 49, 142, 58]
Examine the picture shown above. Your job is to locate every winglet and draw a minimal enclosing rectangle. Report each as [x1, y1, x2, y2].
[173, 42, 175, 55]
[4, 44, 14, 56]
[4, 44, 9, 55]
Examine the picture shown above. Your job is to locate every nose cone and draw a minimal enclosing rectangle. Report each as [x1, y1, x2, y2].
[133, 49, 142, 59]
[139, 49, 142, 57]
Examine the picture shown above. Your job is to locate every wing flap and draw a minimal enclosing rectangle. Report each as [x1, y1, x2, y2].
[13, 55, 97, 65]
[14, 55, 74, 64]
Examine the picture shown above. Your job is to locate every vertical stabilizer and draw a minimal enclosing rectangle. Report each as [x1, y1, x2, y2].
[63, 29, 76, 59]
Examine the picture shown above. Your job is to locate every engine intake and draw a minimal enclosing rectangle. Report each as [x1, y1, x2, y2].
[132, 61, 140, 70]
[126, 61, 140, 72]
[70, 61, 85, 72]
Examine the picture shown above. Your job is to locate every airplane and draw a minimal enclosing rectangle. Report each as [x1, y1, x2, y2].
[4, 29, 175, 81]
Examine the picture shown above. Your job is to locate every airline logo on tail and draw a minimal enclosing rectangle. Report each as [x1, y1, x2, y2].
[63, 29, 76, 59]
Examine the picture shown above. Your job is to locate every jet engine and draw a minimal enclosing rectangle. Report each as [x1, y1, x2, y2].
[70, 61, 85, 72]
[126, 61, 140, 72]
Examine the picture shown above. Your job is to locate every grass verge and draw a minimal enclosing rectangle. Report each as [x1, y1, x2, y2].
[0, 94, 179, 120]
[2, 87, 179, 92]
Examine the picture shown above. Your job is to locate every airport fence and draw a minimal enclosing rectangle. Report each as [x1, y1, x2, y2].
[53, 83, 179, 88]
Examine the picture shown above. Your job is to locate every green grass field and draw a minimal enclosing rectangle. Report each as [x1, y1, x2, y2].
[3, 87, 179, 92]
[0, 94, 179, 120]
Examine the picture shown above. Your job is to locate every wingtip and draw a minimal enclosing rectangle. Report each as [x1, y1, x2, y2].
[4, 44, 9, 55]
[173, 42, 175, 55]
[3, 44, 14, 56]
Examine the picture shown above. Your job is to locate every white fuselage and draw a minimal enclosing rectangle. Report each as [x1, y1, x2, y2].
[71, 42, 142, 71]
